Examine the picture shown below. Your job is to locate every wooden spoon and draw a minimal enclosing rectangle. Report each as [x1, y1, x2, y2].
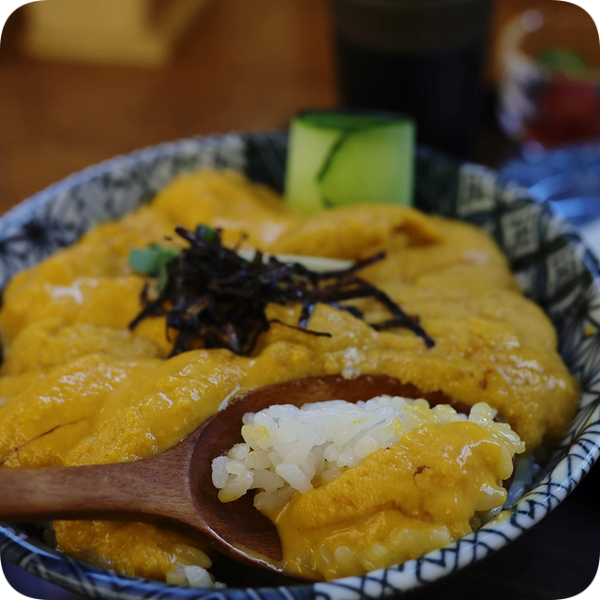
[0, 374, 454, 576]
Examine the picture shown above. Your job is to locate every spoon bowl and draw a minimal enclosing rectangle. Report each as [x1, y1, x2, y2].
[0, 374, 454, 577]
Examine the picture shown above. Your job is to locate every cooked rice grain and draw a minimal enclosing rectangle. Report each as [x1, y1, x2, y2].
[212, 396, 525, 511]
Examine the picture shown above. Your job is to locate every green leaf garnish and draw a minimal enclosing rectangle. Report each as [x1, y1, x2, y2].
[130, 246, 180, 292]
[538, 47, 588, 77]
[195, 224, 218, 243]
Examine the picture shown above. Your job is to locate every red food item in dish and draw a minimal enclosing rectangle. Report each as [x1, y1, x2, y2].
[527, 76, 600, 146]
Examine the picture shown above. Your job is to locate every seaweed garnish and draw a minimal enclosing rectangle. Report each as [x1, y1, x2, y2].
[128, 225, 434, 357]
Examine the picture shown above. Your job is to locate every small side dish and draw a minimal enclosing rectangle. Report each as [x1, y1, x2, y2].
[285, 111, 415, 213]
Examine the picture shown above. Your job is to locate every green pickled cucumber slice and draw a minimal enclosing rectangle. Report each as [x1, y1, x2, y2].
[285, 111, 415, 216]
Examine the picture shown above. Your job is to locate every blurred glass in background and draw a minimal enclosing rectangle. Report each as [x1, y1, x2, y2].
[330, 0, 494, 158]
[495, 2, 600, 242]
[497, 1, 600, 149]
[498, 0, 600, 147]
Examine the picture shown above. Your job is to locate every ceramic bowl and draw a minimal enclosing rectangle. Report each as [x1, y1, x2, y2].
[1, 132, 599, 600]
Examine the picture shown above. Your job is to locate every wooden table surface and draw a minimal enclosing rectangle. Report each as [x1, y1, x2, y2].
[1, 1, 599, 599]
[0, 0, 337, 213]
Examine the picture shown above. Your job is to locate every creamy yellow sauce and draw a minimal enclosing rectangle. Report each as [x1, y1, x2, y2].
[272, 420, 515, 580]
[0, 168, 579, 582]
[223, 399, 524, 581]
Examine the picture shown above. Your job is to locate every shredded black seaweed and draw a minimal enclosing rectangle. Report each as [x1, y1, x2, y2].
[128, 225, 434, 357]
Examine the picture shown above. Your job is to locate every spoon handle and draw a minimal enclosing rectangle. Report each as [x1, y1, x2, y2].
[0, 454, 197, 525]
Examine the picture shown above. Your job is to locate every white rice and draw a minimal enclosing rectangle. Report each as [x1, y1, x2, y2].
[165, 544, 225, 588]
[212, 396, 525, 511]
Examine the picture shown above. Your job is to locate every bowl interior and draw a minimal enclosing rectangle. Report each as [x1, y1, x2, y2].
[1, 132, 599, 600]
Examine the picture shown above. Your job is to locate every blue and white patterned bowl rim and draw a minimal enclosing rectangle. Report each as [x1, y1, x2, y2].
[1, 132, 599, 600]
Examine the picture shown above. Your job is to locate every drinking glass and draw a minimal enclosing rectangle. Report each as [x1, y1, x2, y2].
[497, 2, 600, 149]
[330, 0, 494, 158]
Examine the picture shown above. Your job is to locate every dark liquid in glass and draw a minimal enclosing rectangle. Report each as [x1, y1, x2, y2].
[335, 35, 487, 158]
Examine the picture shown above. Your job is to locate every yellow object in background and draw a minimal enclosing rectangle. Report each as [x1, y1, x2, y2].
[22, 0, 213, 66]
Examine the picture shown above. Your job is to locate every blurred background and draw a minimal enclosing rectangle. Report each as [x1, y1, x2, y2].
[0, 0, 337, 214]
[0, 0, 600, 212]
[0, 1, 599, 599]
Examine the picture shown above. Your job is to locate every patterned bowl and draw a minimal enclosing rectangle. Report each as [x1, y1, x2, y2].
[1, 132, 599, 600]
